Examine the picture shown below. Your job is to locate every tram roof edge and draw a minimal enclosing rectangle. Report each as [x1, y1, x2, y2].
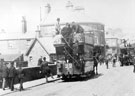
[40, 22, 105, 27]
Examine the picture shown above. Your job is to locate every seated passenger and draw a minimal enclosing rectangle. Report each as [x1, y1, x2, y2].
[61, 23, 72, 38]
[61, 23, 73, 44]
[71, 22, 84, 33]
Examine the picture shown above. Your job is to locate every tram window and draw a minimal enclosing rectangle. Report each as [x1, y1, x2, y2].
[84, 45, 93, 58]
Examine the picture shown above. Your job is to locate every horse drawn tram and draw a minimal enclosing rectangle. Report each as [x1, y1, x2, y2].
[52, 22, 104, 80]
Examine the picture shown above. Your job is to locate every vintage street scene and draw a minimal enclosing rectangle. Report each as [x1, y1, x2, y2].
[0, 0, 135, 96]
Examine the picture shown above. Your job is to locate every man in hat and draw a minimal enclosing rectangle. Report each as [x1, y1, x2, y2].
[8, 62, 16, 91]
[93, 52, 99, 74]
[55, 18, 61, 34]
[17, 64, 25, 91]
[61, 23, 73, 44]
[41, 57, 54, 83]
[71, 22, 84, 33]
[2, 63, 9, 90]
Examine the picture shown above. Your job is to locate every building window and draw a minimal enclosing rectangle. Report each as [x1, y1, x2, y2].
[29, 56, 33, 62]
[7, 41, 16, 49]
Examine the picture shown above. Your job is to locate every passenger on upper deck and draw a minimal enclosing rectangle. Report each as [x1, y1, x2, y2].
[61, 23, 72, 38]
[71, 22, 84, 33]
[55, 18, 61, 34]
[61, 23, 73, 44]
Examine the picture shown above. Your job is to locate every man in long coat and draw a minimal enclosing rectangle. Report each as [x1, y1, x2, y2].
[93, 52, 99, 74]
[2, 63, 9, 90]
[8, 62, 16, 91]
[17, 64, 25, 91]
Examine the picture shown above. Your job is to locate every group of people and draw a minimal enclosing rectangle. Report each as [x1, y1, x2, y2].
[93, 53, 118, 74]
[55, 18, 84, 36]
[119, 53, 133, 66]
[2, 62, 25, 91]
[105, 54, 117, 69]
[38, 56, 54, 83]
[2, 56, 54, 91]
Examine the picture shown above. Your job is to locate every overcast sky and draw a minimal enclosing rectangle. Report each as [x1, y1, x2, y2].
[0, 0, 134, 38]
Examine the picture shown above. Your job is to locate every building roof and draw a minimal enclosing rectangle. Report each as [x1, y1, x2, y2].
[0, 32, 36, 41]
[0, 37, 35, 55]
[25, 38, 37, 56]
[0, 54, 22, 61]
[25, 37, 56, 56]
[37, 37, 56, 54]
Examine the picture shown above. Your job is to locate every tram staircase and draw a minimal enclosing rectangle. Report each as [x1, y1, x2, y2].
[61, 35, 81, 69]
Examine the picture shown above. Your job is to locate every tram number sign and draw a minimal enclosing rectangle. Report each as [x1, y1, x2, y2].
[65, 63, 72, 69]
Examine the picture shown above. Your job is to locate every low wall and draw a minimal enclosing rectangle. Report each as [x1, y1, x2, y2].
[0, 65, 57, 88]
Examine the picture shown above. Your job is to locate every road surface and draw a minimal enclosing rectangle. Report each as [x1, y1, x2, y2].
[2, 63, 135, 96]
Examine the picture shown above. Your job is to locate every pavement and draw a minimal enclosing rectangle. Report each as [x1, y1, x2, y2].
[0, 75, 60, 96]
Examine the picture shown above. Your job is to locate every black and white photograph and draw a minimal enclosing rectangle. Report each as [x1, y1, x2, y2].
[0, 0, 135, 96]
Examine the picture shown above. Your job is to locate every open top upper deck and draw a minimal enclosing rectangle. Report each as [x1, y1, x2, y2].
[40, 22, 104, 37]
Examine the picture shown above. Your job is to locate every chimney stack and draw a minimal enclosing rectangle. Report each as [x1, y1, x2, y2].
[40, 3, 51, 23]
[22, 16, 27, 34]
[66, 1, 73, 11]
